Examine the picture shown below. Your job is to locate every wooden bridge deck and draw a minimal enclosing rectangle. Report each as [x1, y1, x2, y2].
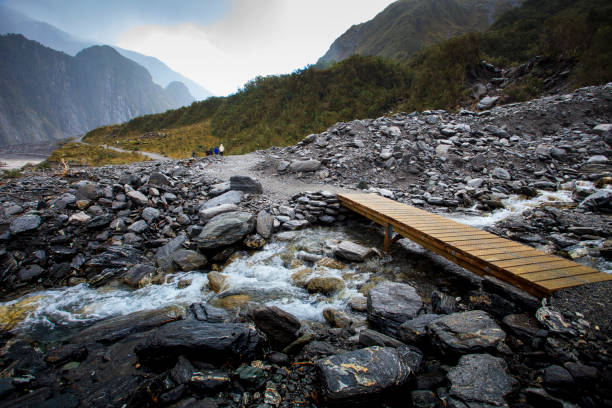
[337, 193, 612, 298]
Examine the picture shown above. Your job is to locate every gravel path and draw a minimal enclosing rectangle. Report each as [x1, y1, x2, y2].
[199, 152, 356, 201]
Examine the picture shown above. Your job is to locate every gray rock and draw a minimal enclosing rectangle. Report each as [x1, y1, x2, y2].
[141, 207, 161, 224]
[282, 219, 309, 230]
[230, 175, 263, 193]
[18, 264, 44, 281]
[10, 214, 41, 234]
[208, 182, 230, 197]
[149, 172, 170, 186]
[428, 310, 506, 355]
[316, 346, 419, 404]
[477, 96, 500, 110]
[128, 220, 148, 233]
[593, 123, 612, 134]
[189, 303, 231, 323]
[252, 306, 301, 349]
[411, 390, 437, 408]
[398, 314, 442, 344]
[122, 264, 156, 288]
[334, 240, 373, 262]
[579, 189, 612, 212]
[76, 182, 98, 200]
[196, 211, 255, 249]
[492, 167, 511, 180]
[171, 249, 207, 271]
[587, 155, 608, 164]
[134, 320, 263, 367]
[155, 234, 187, 270]
[256, 210, 273, 238]
[288, 159, 321, 172]
[431, 291, 457, 314]
[199, 204, 240, 222]
[448, 354, 517, 407]
[368, 281, 423, 336]
[543, 365, 574, 390]
[127, 190, 149, 206]
[201, 190, 243, 210]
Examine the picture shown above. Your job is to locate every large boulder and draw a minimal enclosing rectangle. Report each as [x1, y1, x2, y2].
[135, 320, 263, 367]
[316, 346, 421, 405]
[196, 211, 255, 249]
[367, 281, 423, 336]
[428, 310, 506, 356]
[252, 306, 301, 349]
[447, 354, 517, 407]
[201, 190, 243, 210]
[334, 241, 374, 262]
[154, 234, 187, 270]
[230, 176, 263, 193]
[288, 159, 321, 172]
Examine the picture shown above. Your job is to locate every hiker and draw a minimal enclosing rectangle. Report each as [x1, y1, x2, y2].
[191, 151, 196, 158]
[206, 147, 213, 156]
[219, 144, 225, 156]
[214, 146, 219, 155]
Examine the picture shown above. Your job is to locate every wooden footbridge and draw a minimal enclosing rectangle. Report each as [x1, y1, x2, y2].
[338, 193, 612, 298]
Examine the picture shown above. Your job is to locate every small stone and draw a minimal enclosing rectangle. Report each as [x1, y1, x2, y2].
[334, 240, 374, 262]
[172, 249, 207, 271]
[207, 271, 229, 293]
[306, 276, 345, 295]
[322, 308, 352, 328]
[127, 190, 149, 206]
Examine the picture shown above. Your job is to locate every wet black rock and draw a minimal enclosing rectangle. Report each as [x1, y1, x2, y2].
[411, 390, 438, 408]
[252, 306, 301, 349]
[367, 281, 423, 336]
[135, 320, 263, 367]
[398, 314, 441, 344]
[431, 290, 457, 314]
[502, 313, 543, 342]
[428, 310, 506, 356]
[447, 353, 517, 407]
[190, 369, 230, 395]
[359, 328, 405, 348]
[316, 346, 419, 405]
[121, 263, 156, 288]
[171, 355, 195, 385]
[543, 365, 574, 392]
[74, 306, 184, 344]
[44, 344, 88, 365]
[189, 303, 230, 323]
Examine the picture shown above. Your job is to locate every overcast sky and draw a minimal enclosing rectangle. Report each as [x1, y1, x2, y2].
[2, 0, 396, 95]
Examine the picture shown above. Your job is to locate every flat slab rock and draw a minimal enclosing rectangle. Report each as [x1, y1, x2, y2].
[135, 320, 262, 367]
[428, 310, 506, 355]
[316, 346, 420, 405]
[334, 240, 373, 262]
[196, 211, 255, 249]
[448, 353, 518, 407]
[368, 281, 423, 336]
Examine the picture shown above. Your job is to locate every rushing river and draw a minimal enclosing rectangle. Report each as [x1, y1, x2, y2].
[1, 189, 610, 341]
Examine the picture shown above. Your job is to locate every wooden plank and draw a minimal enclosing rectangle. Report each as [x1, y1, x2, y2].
[538, 273, 612, 290]
[493, 255, 566, 268]
[472, 247, 539, 258]
[509, 260, 584, 275]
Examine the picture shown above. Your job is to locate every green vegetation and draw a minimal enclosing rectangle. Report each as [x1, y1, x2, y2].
[1, 168, 22, 179]
[84, 56, 412, 154]
[75, 0, 611, 164]
[47, 142, 150, 166]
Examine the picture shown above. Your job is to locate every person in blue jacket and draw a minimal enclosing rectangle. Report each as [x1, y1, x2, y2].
[214, 146, 219, 155]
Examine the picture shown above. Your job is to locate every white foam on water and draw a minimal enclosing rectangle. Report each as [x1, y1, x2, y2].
[450, 190, 574, 228]
[6, 272, 209, 331]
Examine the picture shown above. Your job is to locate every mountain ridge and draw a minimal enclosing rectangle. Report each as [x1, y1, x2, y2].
[0, 4, 213, 100]
[0, 34, 193, 146]
[317, 0, 521, 66]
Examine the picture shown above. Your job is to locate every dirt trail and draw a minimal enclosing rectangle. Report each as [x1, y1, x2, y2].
[199, 152, 356, 201]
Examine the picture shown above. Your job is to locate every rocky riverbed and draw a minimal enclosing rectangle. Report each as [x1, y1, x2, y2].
[0, 84, 611, 407]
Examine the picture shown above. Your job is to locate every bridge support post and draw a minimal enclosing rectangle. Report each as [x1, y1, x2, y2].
[384, 224, 393, 253]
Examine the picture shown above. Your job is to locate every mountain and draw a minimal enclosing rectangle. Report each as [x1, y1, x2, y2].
[0, 34, 193, 146]
[0, 5, 213, 100]
[317, 0, 521, 66]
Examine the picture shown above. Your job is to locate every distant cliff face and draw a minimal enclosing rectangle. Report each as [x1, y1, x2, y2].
[317, 0, 521, 66]
[0, 35, 193, 147]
